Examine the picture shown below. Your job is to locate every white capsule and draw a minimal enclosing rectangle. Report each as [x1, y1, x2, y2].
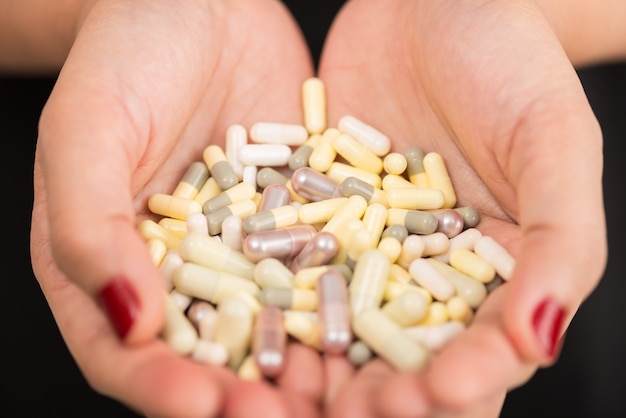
[237, 143, 292, 167]
[225, 124, 247, 180]
[473, 235, 516, 280]
[250, 122, 308, 146]
[338, 115, 391, 156]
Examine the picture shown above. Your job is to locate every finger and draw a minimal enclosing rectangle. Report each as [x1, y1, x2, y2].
[275, 343, 325, 404]
[323, 353, 355, 406]
[326, 359, 396, 418]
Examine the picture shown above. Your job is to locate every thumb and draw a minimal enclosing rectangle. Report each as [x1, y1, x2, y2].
[502, 78, 607, 365]
[37, 71, 164, 345]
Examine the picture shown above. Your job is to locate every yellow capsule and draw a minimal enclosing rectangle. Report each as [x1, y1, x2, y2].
[158, 217, 187, 239]
[333, 133, 384, 174]
[138, 219, 181, 250]
[193, 177, 222, 206]
[289, 133, 322, 171]
[302, 77, 327, 134]
[418, 301, 449, 326]
[383, 152, 408, 176]
[326, 162, 382, 189]
[203, 145, 239, 191]
[243, 205, 299, 234]
[449, 248, 496, 284]
[404, 146, 429, 188]
[148, 193, 202, 220]
[215, 295, 255, 370]
[377, 236, 402, 264]
[423, 152, 457, 208]
[298, 197, 347, 225]
[349, 249, 390, 317]
[172, 161, 210, 199]
[386, 187, 445, 210]
[309, 128, 339, 172]
[381, 290, 429, 326]
[203, 181, 256, 214]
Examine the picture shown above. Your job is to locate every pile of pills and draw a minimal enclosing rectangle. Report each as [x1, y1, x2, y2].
[138, 77, 515, 380]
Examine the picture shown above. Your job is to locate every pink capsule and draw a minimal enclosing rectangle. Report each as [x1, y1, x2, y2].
[242, 224, 317, 263]
[253, 306, 287, 378]
[430, 209, 465, 238]
[288, 231, 340, 273]
[291, 167, 343, 202]
[317, 270, 352, 354]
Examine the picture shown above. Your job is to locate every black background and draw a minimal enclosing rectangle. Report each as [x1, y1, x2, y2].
[2, 2, 625, 417]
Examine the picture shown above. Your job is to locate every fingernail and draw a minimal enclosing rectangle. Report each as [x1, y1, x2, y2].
[99, 277, 140, 339]
[532, 297, 565, 359]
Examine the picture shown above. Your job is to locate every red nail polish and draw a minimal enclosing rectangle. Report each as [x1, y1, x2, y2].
[532, 298, 565, 359]
[99, 278, 140, 339]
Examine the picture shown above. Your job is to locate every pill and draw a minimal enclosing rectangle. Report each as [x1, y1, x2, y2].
[169, 288, 194, 311]
[338, 115, 391, 156]
[179, 232, 255, 279]
[396, 234, 425, 269]
[202, 181, 256, 214]
[283, 310, 322, 351]
[317, 270, 352, 355]
[446, 296, 474, 324]
[147, 238, 167, 266]
[254, 258, 295, 289]
[382, 173, 415, 190]
[419, 301, 450, 326]
[162, 292, 199, 356]
[408, 258, 456, 301]
[215, 295, 255, 370]
[237, 143, 292, 167]
[172, 161, 210, 199]
[148, 193, 203, 220]
[423, 152, 457, 208]
[387, 263, 413, 285]
[193, 177, 221, 206]
[252, 306, 287, 378]
[386, 186, 445, 210]
[426, 258, 487, 308]
[192, 339, 229, 367]
[449, 248, 497, 283]
[159, 217, 188, 238]
[383, 152, 408, 176]
[404, 320, 466, 352]
[261, 287, 318, 311]
[340, 176, 388, 207]
[289, 133, 322, 171]
[298, 197, 347, 225]
[321, 195, 368, 235]
[242, 224, 317, 263]
[326, 162, 382, 189]
[302, 77, 327, 134]
[333, 132, 384, 174]
[432, 227, 482, 264]
[250, 122, 308, 146]
[380, 290, 429, 327]
[377, 236, 403, 264]
[238, 354, 263, 381]
[345, 227, 377, 271]
[386, 208, 439, 235]
[288, 231, 340, 273]
[454, 206, 481, 228]
[187, 299, 219, 340]
[309, 128, 340, 172]
[185, 212, 208, 235]
[361, 202, 388, 245]
[347, 340, 374, 367]
[383, 281, 432, 304]
[258, 183, 292, 212]
[206, 199, 257, 236]
[138, 219, 181, 250]
[159, 250, 184, 291]
[381, 224, 409, 243]
[203, 145, 239, 191]
[352, 308, 429, 371]
[420, 232, 451, 256]
[243, 205, 299, 234]
[173, 262, 260, 305]
[430, 208, 465, 238]
[404, 146, 429, 188]
[220, 215, 243, 250]
[473, 235, 516, 281]
[348, 249, 390, 317]
[225, 124, 247, 180]
[293, 264, 352, 290]
[242, 165, 258, 187]
[291, 167, 343, 202]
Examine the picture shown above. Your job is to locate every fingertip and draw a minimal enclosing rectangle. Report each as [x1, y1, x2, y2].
[375, 373, 431, 418]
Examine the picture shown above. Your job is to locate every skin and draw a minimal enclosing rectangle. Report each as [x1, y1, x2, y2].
[10, 0, 624, 416]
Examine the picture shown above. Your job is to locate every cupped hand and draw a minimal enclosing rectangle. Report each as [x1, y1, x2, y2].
[318, 0, 607, 416]
[30, 0, 322, 416]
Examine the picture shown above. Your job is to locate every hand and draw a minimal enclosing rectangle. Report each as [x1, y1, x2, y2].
[318, 0, 607, 416]
[29, 0, 322, 416]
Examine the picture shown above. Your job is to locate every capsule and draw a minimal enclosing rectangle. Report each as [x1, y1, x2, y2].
[347, 340, 374, 367]
[249, 122, 308, 146]
[408, 258, 456, 302]
[215, 295, 255, 370]
[256, 167, 309, 204]
[302, 77, 327, 134]
[172, 262, 260, 305]
[420, 232, 451, 257]
[261, 287, 318, 311]
[309, 128, 339, 172]
[396, 234, 425, 269]
[194, 177, 222, 206]
[377, 236, 403, 264]
[202, 181, 256, 214]
[337, 115, 391, 156]
[162, 292, 199, 356]
[291, 167, 343, 202]
[348, 249, 390, 317]
[206, 199, 257, 236]
[332, 133, 384, 174]
[225, 124, 247, 180]
[381, 224, 409, 243]
[243, 205, 299, 234]
[473, 235, 516, 280]
[187, 299, 219, 340]
[203, 145, 239, 191]
[383, 152, 408, 176]
[404, 146, 429, 188]
[340, 176, 388, 207]
[158, 216, 189, 239]
[288, 231, 340, 273]
[148, 193, 202, 220]
[432, 227, 482, 264]
[426, 258, 487, 308]
[254, 258, 295, 289]
[138, 219, 181, 250]
[321, 195, 368, 235]
[159, 250, 184, 291]
[326, 162, 382, 189]
[449, 248, 496, 283]
[298, 197, 347, 225]
[192, 340, 229, 367]
[237, 143, 292, 167]
[185, 212, 208, 235]
[258, 183, 292, 212]
[293, 264, 352, 289]
[172, 161, 210, 199]
[252, 306, 287, 378]
[220, 215, 243, 250]
[455, 206, 481, 228]
[423, 152, 457, 208]
[386, 208, 439, 235]
[382, 173, 414, 190]
[345, 227, 377, 270]
[147, 238, 167, 267]
[242, 224, 317, 263]
[380, 290, 429, 327]
[386, 187, 445, 210]
[430, 208, 465, 238]
[317, 270, 352, 354]
[352, 308, 429, 371]
[283, 310, 322, 350]
[179, 231, 255, 279]
[362, 203, 389, 245]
